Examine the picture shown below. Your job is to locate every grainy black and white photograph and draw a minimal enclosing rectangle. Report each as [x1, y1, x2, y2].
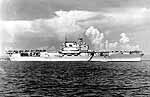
[0, 0, 150, 96]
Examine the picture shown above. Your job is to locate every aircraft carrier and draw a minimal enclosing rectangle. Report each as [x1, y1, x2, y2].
[6, 38, 144, 61]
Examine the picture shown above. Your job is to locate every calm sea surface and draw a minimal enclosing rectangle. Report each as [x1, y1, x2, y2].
[0, 61, 150, 97]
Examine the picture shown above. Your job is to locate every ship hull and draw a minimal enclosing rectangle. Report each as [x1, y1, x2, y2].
[9, 54, 142, 62]
[6, 37, 143, 62]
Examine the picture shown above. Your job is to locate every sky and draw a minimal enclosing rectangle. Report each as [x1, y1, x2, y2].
[0, 0, 150, 55]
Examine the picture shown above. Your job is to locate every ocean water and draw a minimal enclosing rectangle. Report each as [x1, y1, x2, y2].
[0, 61, 150, 97]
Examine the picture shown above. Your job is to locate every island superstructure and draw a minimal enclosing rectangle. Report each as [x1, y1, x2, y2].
[6, 37, 144, 61]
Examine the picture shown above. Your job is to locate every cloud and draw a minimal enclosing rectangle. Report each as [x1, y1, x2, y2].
[85, 26, 104, 50]
[81, 8, 150, 29]
[102, 8, 150, 26]
[120, 44, 140, 51]
[119, 33, 130, 44]
[1, 20, 32, 37]
[82, 8, 150, 52]
[104, 40, 118, 50]
[118, 33, 140, 50]
[1, 8, 150, 54]
[108, 41, 118, 50]
[2, 0, 145, 20]
[1, 10, 98, 38]
[0, 10, 99, 53]
[84, 27, 141, 51]
[44, 10, 99, 38]
[1, 0, 150, 54]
